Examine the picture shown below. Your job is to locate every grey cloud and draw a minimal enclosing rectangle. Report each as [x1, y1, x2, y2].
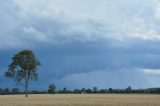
[1, 0, 160, 89]
[53, 69, 150, 89]
[0, 0, 160, 49]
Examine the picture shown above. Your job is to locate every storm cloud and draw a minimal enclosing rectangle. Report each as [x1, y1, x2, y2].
[1, 0, 160, 90]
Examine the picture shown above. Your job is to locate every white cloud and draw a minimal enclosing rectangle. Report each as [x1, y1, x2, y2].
[121, 18, 160, 41]
[142, 69, 160, 75]
[154, 0, 160, 21]
[22, 26, 48, 42]
[140, 68, 160, 87]
[15, 0, 65, 19]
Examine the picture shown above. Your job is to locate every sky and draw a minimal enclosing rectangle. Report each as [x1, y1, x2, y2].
[1, 0, 160, 90]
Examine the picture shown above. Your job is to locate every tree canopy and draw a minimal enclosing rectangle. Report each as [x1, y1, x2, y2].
[48, 84, 56, 94]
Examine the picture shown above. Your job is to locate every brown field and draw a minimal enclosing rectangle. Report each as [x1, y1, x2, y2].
[0, 94, 160, 106]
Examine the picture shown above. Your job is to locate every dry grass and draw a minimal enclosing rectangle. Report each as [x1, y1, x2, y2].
[0, 94, 160, 106]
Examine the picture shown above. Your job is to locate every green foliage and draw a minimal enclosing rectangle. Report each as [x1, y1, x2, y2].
[48, 84, 56, 94]
[126, 86, 132, 92]
[63, 87, 67, 93]
[4, 88, 10, 94]
[86, 89, 92, 93]
[12, 88, 19, 94]
[93, 87, 98, 93]
[73, 89, 81, 94]
[81, 88, 86, 92]
[5, 50, 41, 97]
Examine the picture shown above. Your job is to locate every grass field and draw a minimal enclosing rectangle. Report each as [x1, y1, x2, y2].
[0, 94, 160, 106]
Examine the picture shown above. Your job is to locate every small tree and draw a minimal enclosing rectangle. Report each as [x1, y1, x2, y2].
[81, 88, 86, 93]
[12, 88, 19, 94]
[109, 88, 113, 93]
[0, 88, 4, 95]
[48, 84, 56, 95]
[63, 87, 67, 93]
[4, 88, 10, 95]
[73, 89, 81, 94]
[93, 87, 98, 93]
[86, 89, 92, 93]
[126, 86, 132, 93]
[5, 50, 41, 97]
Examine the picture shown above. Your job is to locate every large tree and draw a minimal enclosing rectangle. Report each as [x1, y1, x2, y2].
[5, 50, 41, 97]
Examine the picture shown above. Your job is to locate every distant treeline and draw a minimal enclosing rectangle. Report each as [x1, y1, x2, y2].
[1, 86, 160, 95]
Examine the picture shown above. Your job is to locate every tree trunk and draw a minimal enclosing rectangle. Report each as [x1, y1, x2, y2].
[25, 81, 28, 97]
[25, 85, 28, 97]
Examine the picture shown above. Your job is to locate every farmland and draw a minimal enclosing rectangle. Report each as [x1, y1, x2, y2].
[0, 94, 160, 106]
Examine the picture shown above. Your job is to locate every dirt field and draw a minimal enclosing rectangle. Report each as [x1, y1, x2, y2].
[0, 94, 160, 106]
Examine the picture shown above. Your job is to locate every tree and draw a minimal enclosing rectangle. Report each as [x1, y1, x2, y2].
[48, 84, 56, 95]
[93, 87, 98, 93]
[109, 88, 113, 93]
[73, 89, 81, 94]
[4, 88, 10, 95]
[12, 88, 19, 94]
[63, 87, 67, 93]
[0, 88, 4, 95]
[81, 88, 86, 93]
[86, 89, 92, 93]
[126, 86, 132, 93]
[5, 50, 41, 97]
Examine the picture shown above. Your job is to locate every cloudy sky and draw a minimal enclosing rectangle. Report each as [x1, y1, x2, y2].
[1, 0, 160, 90]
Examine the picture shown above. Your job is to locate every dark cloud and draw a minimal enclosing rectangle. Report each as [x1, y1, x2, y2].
[1, 0, 160, 90]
